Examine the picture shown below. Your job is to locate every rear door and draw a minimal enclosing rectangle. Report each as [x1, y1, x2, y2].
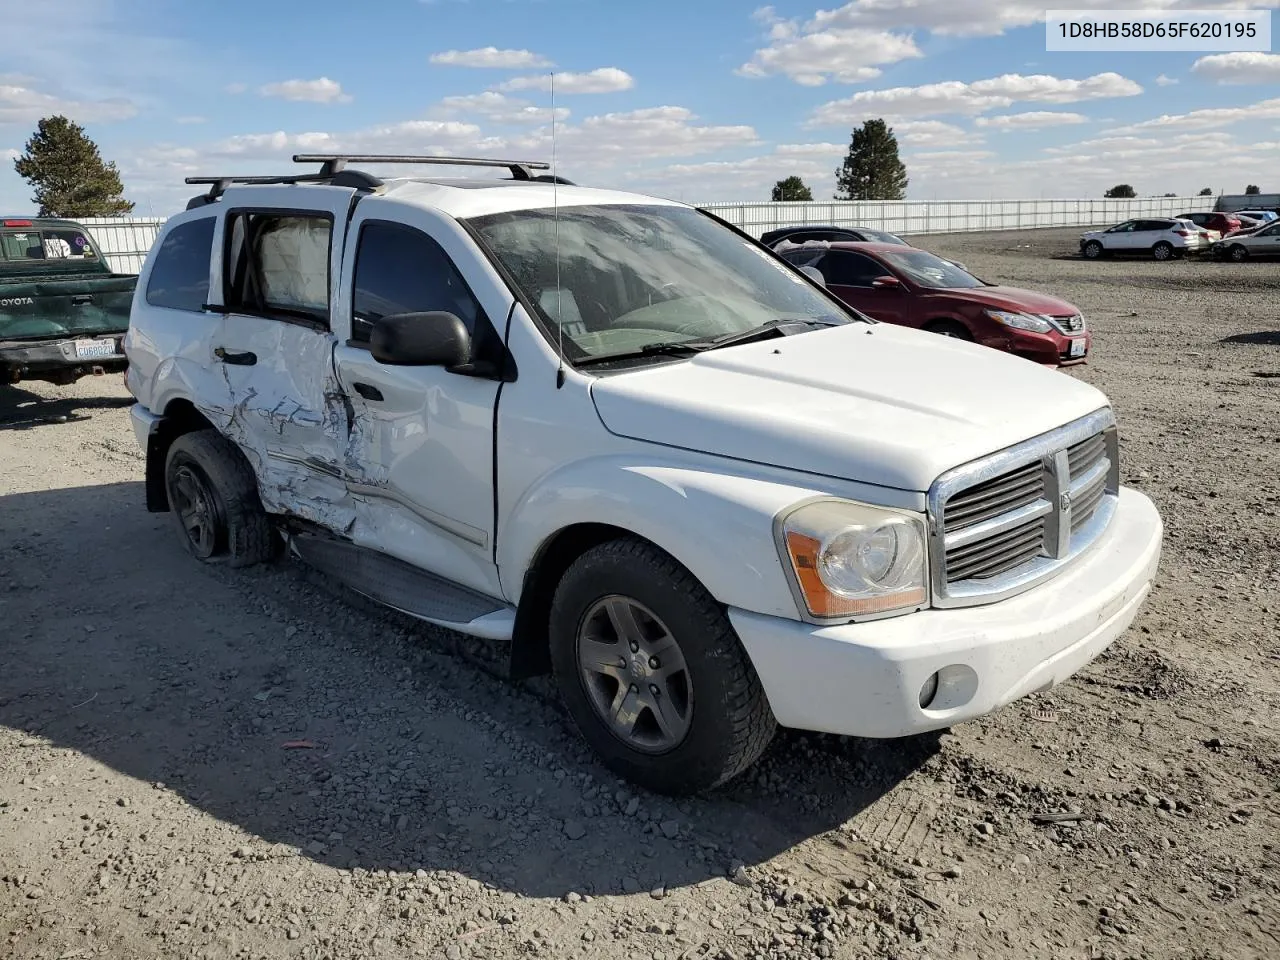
[209, 187, 359, 530]
[815, 250, 907, 325]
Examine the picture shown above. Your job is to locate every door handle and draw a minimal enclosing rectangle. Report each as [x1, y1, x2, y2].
[213, 347, 257, 366]
[352, 382, 384, 402]
[71, 294, 93, 305]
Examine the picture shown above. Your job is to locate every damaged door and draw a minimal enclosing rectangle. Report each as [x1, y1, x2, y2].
[330, 203, 510, 599]
[212, 188, 358, 531]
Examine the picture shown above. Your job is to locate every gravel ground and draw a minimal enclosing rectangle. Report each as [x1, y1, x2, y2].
[2, 226, 1278, 960]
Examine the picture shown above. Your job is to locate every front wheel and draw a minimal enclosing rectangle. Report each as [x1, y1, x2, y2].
[1082, 240, 1103, 259]
[1152, 241, 1174, 261]
[1230, 244, 1249, 262]
[549, 537, 776, 795]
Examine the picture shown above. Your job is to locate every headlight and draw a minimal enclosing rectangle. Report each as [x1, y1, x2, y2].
[986, 309, 1053, 333]
[776, 499, 928, 621]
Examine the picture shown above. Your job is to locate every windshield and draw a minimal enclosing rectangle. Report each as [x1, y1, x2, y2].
[465, 204, 851, 362]
[858, 229, 909, 246]
[879, 249, 985, 289]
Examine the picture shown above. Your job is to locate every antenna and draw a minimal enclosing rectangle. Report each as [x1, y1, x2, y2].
[552, 72, 565, 389]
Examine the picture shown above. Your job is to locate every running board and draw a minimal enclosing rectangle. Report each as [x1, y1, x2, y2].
[287, 533, 514, 640]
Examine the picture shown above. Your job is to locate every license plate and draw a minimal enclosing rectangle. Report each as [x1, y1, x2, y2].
[74, 338, 118, 359]
[1068, 338, 1087, 358]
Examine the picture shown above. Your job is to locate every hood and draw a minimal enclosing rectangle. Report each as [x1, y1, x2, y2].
[590, 323, 1109, 492]
[924, 285, 1079, 317]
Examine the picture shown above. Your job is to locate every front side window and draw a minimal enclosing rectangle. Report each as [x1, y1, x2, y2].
[1108, 221, 1135, 233]
[879, 250, 985, 289]
[351, 221, 486, 345]
[225, 212, 331, 326]
[146, 218, 215, 312]
[466, 204, 850, 363]
[821, 251, 887, 287]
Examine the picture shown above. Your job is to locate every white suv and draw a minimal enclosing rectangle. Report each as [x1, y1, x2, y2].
[124, 155, 1163, 794]
[1080, 217, 1207, 260]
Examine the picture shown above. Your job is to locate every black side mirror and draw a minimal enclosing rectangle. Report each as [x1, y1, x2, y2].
[370, 312, 471, 367]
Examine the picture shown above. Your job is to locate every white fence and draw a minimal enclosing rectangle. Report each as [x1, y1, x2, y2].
[700, 196, 1205, 239]
[79, 197, 1206, 273]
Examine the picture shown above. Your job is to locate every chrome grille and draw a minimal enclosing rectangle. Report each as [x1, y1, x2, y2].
[1049, 314, 1086, 334]
[929, 409, 1120, 607]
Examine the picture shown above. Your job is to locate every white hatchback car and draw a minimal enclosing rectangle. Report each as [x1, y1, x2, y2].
[123, 154, 1163, 794]
[1080, 218, 1207, 260]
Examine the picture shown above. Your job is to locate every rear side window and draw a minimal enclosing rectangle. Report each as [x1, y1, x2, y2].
[225, 212, 332, 327]
[350, 221, 486, 345]
[146, 218, 215, 312]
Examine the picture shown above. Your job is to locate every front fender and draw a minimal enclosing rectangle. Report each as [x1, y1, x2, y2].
[499, 456, 844, 620]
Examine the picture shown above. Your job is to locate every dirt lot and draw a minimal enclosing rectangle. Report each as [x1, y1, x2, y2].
[2, 226, 1278, 960]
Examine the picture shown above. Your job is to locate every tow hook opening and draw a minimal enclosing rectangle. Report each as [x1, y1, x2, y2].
[919, 672, 940, 708]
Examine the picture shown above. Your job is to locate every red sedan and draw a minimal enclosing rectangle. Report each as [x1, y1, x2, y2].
[780, 241, 1091, 366]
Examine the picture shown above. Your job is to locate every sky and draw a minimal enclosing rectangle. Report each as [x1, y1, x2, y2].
[1, 0, 1278, 215]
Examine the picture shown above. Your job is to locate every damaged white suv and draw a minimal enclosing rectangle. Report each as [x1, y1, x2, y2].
[125, 155, 1163, 795]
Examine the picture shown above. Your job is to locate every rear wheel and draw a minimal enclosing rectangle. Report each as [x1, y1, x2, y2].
[1230, 244, 1249, 262]
[549, 537, 776, 795]
[925, 320, 973, 340]
[164, 430, 278, 567]
[1082, 240, 1104, 259]
[1151, 241, 1173, 261]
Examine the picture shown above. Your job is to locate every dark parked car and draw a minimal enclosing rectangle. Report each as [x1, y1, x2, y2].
[781, 241, 1090, 366]
[1177, 211, 1242, 237]
[1, 217, 135, 385]
[760, 224, 911, 249]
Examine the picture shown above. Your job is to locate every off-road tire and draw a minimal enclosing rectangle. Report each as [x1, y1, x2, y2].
[164, 430, 278, 568]
[549, 537, 776, 795]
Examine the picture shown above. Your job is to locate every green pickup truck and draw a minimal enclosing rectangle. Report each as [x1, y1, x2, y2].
[1, 217, 136, 385]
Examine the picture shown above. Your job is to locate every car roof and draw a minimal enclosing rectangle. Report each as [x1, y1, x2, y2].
[781, 240, 911, 254]
[215, 177, 684, 220]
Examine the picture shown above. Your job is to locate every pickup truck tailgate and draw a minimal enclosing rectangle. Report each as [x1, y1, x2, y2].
[0, 274, 136, 340]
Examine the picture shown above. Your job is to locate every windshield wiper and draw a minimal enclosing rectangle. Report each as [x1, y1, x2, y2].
[572, 318, 842, 368]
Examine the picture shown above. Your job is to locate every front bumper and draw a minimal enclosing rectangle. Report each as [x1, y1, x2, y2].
[982, 326, 1091, 367]
[731, 487, 1162, 738]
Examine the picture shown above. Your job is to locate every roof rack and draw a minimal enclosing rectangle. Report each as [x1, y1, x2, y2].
[183, 154, 567, 210]
[292, 154, 553, 181]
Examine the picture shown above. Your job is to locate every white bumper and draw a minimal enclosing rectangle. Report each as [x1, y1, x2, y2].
[731, 487, 1162, 738]
[129, 402, 160, 451]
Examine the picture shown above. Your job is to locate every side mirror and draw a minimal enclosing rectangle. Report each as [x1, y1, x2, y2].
[370, 312, 471, 367]
[798, 265, 826, 288]
[871, 275, 901, 289]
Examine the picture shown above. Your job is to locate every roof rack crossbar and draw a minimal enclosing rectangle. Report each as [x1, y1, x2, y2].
[292, 153, 551, 181]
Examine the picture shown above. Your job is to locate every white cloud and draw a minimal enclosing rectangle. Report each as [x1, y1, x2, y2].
[258, 78, 351, 104]
[1155, 74, 1179, 86]
[174, 115, 207, 125]
[0, 82, 136, 126]
[429, 47, 553, 69]
[891, 119, 983, 146]
[1191, 52, 1280, 85]
[557, 106, 759, 160]
[737, 8, 923, 86]
[974, 111, 1088, 131]
[2, 147, 19, 161]
[807, 72, 1141, 125]
[1108, 97, 1280, 134]
[808, 0, 1280, 39]
[497, 68, 634, 95]
[435, 92, 569, 125]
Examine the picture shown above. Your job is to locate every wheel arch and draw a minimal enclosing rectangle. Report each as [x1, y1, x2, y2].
[144, 397, 218, 512]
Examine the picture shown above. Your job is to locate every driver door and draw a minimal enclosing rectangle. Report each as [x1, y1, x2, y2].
[817, 250, 907, 325]
[330, 200, 510, 599]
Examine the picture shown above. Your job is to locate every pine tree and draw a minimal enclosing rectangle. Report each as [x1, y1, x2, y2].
[834, 119, 908, 201]
[771, 176, 814, 202]
[13, 116, 135, 217]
